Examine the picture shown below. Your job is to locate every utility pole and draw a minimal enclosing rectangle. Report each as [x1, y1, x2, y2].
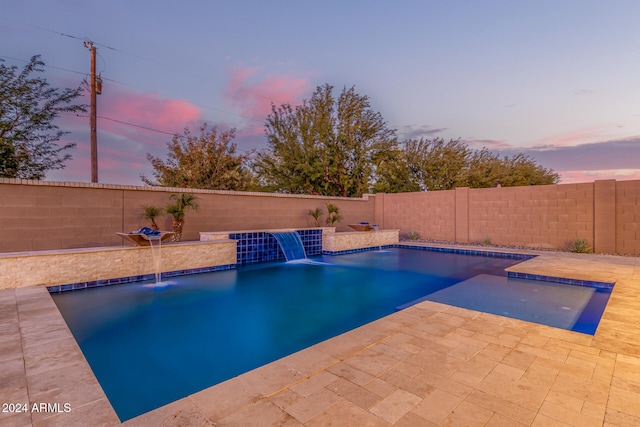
[84, 40, 98, 182]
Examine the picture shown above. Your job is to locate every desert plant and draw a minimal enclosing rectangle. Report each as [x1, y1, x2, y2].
[407, 230, 419, 241]
[480, 237, 492, 247]
[308, 207, 323, 227]
[325, 203, 343, 226]
[165, 193, 199, 242]
[564, 238, 592, 253]
[141, 205, 164, 230]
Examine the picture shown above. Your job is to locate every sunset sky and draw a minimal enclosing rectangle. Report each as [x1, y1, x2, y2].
[2, 1, 640, 186]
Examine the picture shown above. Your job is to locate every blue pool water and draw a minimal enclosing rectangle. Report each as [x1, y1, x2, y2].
[51, 248, 610, 421]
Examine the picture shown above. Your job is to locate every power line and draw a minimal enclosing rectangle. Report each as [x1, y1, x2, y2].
[70, 113, 256, 154]
[76, 114, 178, 137]
[2, 54, 265, 125]
[3, 18, 302, 106]
[0, 55, 86, 76]
[1, 17, 85, 41]
[3, 18, 220, 84]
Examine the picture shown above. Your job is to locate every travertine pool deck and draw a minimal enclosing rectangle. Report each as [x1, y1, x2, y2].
[1, 246, 639, 426]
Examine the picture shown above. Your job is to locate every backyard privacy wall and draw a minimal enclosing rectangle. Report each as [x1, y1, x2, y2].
[1, 178, 639, 255]
[0, 179, 375, 253]
[375, 179, 640, 255]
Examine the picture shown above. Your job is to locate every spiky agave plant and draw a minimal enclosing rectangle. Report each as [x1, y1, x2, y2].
[165, 193, 199, 242]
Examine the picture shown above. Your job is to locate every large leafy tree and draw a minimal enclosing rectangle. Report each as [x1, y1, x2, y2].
[0, 55, 85, 179]
[254, 84, 398, 197]
[372, 147, 420, 193]
[375, 137, 559, 192]
[142, 124, 253, 190]
[459, 149, 559, 188]
[409, 138, 470, 191]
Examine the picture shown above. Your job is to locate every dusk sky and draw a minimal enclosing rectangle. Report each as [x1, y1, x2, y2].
[2, 1, 640, 186]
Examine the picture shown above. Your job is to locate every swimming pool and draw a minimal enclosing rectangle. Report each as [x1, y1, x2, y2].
[50, 248, 610, 421]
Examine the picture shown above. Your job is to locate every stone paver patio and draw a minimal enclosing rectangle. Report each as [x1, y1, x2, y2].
[1, 245, 639, 426]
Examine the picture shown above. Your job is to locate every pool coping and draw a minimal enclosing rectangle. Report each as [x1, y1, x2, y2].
[2, 244, 639, 425]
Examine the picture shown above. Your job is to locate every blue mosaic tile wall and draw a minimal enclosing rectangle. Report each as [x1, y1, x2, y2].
[230, 229, 323, 265]
[507, 271, 614, 290]
[323, 244, 534, 260]
[392, 244, 535, 260]
[322, 245, 395, 256]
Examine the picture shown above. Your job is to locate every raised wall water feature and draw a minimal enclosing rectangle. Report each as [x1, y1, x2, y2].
[269, 231, 307, 261]
[228, 229, 322, 265]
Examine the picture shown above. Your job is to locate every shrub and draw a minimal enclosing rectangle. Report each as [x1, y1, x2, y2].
[308, 207, 323, 226]
[480, 237, 492, 247]
[325, 203, 343, 226]
[141, 205, 164, 230]
[407, 230, 419, 241]
[564, 238, 592, 253]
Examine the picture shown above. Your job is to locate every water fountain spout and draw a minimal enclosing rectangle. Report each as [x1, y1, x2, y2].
[116, 228, 175, 284]
[269, 231, 307, 261]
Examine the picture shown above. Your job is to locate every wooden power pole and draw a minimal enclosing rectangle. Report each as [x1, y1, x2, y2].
[84, 40, 98, 183]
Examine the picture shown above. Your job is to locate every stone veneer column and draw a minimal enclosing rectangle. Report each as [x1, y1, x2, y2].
[455, 187, 470, 243]
[593, 179, 616, 254]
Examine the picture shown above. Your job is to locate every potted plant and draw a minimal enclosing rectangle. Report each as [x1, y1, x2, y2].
[141, 205, 164, 230]
[165, 193, 199, 242]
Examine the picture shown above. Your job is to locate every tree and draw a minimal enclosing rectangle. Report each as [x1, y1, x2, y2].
[307, 207, 323, 226]
[372, 147, 421, 193]
[406, 138, 470, 191]
[374, 138, 470, 192]
[254, 84, 398, 197]
[0, 55, 85, 179]
[457, 149, 559, 188]
[374, 138, 559, 192]
[142, 124, 253, 190]
[324, 203, 343, 226]
[141, 205, 164, 230]
[165, 193, 199, 242]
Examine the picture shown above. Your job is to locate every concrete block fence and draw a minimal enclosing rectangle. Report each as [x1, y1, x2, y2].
[1, 178, 638, 255]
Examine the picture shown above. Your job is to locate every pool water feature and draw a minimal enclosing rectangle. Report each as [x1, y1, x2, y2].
[147, 236, 163, 285]
[50, 248, 611, 421]
[269, 231, 307, 261]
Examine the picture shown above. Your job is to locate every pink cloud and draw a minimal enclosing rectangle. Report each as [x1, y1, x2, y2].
[559, 169, 640, 184]
[461, 138, 512, 150]
[98, 87, 203, 148]
[47, 86, 205, 184]
[530, 126, 608, 149]
[224, 64, 312, 135]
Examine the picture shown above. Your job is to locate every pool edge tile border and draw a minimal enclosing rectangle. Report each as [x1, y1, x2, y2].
[507, 271, 614, 290]
[47, 263, 236, 293]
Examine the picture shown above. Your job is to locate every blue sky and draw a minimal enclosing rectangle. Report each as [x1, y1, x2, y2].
[2, 1, 640, 185]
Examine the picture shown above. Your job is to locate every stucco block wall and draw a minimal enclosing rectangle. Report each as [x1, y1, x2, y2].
[617, 180, 640, 254]
[0, 179, 376, 253]
[1, 183, 125, 251]
[2, 178, 639, 255]
[379, 191, 456, 240]
[377, 179, 639, 255]
[468, 183, 594, 249]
